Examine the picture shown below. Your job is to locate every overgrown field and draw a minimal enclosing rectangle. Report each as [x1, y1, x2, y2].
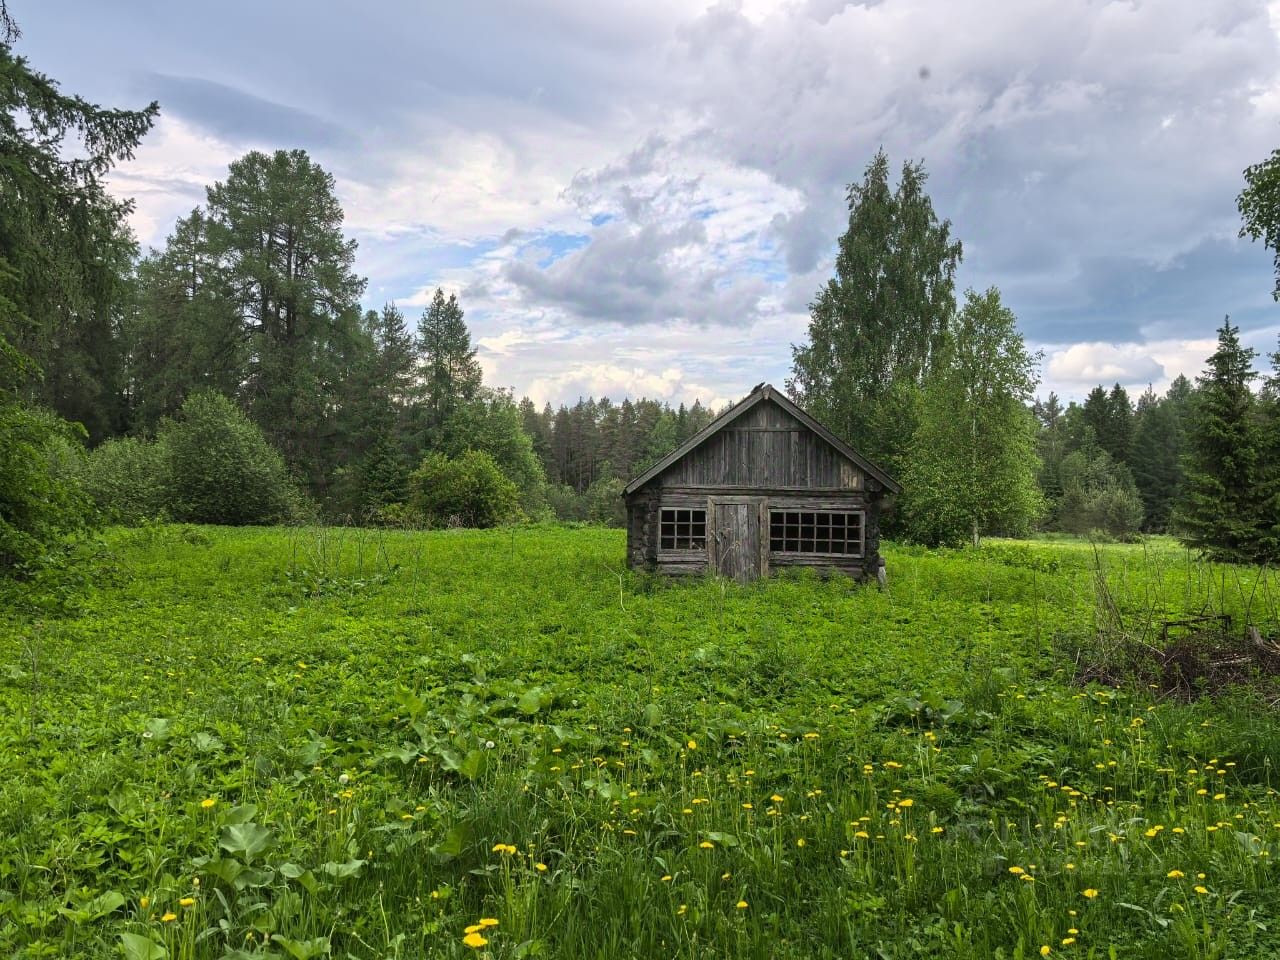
[3, 527, 1280, 959]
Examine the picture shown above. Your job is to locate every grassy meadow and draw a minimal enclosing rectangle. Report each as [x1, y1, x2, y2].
[2, 526, 1280, 959]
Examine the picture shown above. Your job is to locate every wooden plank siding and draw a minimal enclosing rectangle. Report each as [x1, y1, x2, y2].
[624, 391, 895, 582]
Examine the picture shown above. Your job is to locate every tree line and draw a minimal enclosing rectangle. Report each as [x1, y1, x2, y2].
[788, 149, 1280, 559]
[3, 15, 1280, 573]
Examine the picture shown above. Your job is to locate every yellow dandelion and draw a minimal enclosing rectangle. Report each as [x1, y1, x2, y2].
[200, 798, 216, 809]
[687, 740, 697, 750]
[736, 900, 748, 909]
[1041, 946, 1051, 957]
[179, 897, 195, 908]
[854, 830, 869, 839]
[1008, 866, 1026, 875]
[699, 840, 715, 849]
[478, 918, 499, 928]
[1194, 885, 1209, 895]
[535, 862, 548, 872]
[1167, 869, 1184, 878]
[462, 932, 488, 948]
[160, 912, 177, 923]
[770, 794, 784, 803]
[796, 838, 806, 847]
[1082, 888, 1099, 899]
[661, 874, 673, 882]
[931, 826, 944, 834]
[897, 798, 914, 807]
[1062, 937, 1076, 946]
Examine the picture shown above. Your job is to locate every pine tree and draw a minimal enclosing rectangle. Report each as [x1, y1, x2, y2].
[200, 149, 366, 490]
[125, 208, 244, 431]
[1175, 320, 1269, 562]
[416, 288, 481, 449]
[788, 149, 962, 475]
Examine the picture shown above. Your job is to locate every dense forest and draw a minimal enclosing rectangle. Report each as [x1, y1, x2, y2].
[3, 11, 1280, 574]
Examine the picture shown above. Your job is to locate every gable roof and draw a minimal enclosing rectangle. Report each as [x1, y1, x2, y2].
[623, 383, 902, 495]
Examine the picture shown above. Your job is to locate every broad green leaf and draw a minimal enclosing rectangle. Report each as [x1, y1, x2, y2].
[219, 822, 275, 861]
[517, 687, 552, 715]
[432, 822, 471, 860]
[271, 935, 331, 959]
[457, 748, 487, 780]
[320, 858, 366, 880]
[223, 804, 259, 824]
[191, 731, 224, 752]
[119, 932, 167, 960]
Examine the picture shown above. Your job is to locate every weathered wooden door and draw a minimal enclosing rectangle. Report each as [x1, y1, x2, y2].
[710, 497, 762, 583]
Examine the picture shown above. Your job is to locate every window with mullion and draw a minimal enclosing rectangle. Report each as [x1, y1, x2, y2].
[660, 507, 707, 551]
[768, 509, 863, 556]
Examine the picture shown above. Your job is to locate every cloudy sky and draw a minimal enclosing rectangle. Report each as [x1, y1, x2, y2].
[15, 0, 1280, 408]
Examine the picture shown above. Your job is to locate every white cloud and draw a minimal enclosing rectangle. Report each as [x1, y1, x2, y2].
[1041, 337, 1227, 398]
[40, 0, 1276, 408]
[107, 116, 242, 248]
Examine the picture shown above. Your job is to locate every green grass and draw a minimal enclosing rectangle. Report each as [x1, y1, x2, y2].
[2, 526, 1279, 959]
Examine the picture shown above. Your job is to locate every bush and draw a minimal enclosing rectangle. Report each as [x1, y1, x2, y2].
[407, 449, 521, 528]
[0, 401, 93, 573]
[158, 391, 296, 525]
[81, 436, 166, 524]
[545, 483, 589, 522]
[1056, 449, 1144, 541]
[585, 475, 626, 526]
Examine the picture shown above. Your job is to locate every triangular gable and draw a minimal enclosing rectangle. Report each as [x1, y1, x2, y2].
[623, 384, 901, 495]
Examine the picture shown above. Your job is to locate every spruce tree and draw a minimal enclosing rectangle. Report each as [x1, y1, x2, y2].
[416, 288, 482, 449]
[1258, 338, 1280, 559]
[1175, 320, 1268, 562]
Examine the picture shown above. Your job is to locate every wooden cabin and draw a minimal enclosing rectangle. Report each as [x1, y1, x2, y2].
[623, 384, 900, 582]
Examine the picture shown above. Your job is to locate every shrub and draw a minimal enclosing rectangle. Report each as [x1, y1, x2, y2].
[585, 475, 626, 526]
[407, 449, 521, 528]
[158, 391, 296, 525]
[81, 436, 166, 524]
[1056, 449, 1145, 541]
[0, 401, 92, 573]
[545, 483, 589, 522]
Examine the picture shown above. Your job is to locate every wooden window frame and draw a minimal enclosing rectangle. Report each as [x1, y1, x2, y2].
[658, 506, 707, 553]
[768, 508, 864, 559]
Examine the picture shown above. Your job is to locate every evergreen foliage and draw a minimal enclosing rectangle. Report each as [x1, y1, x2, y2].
[1175, 320, 1271, 563]
[0, 21, 153, 574]
[1129, 386, 1185, 532]
[1056, 448, 1145, 540]
[0, 36, 156, 434]
[417, 288, 482, 449]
